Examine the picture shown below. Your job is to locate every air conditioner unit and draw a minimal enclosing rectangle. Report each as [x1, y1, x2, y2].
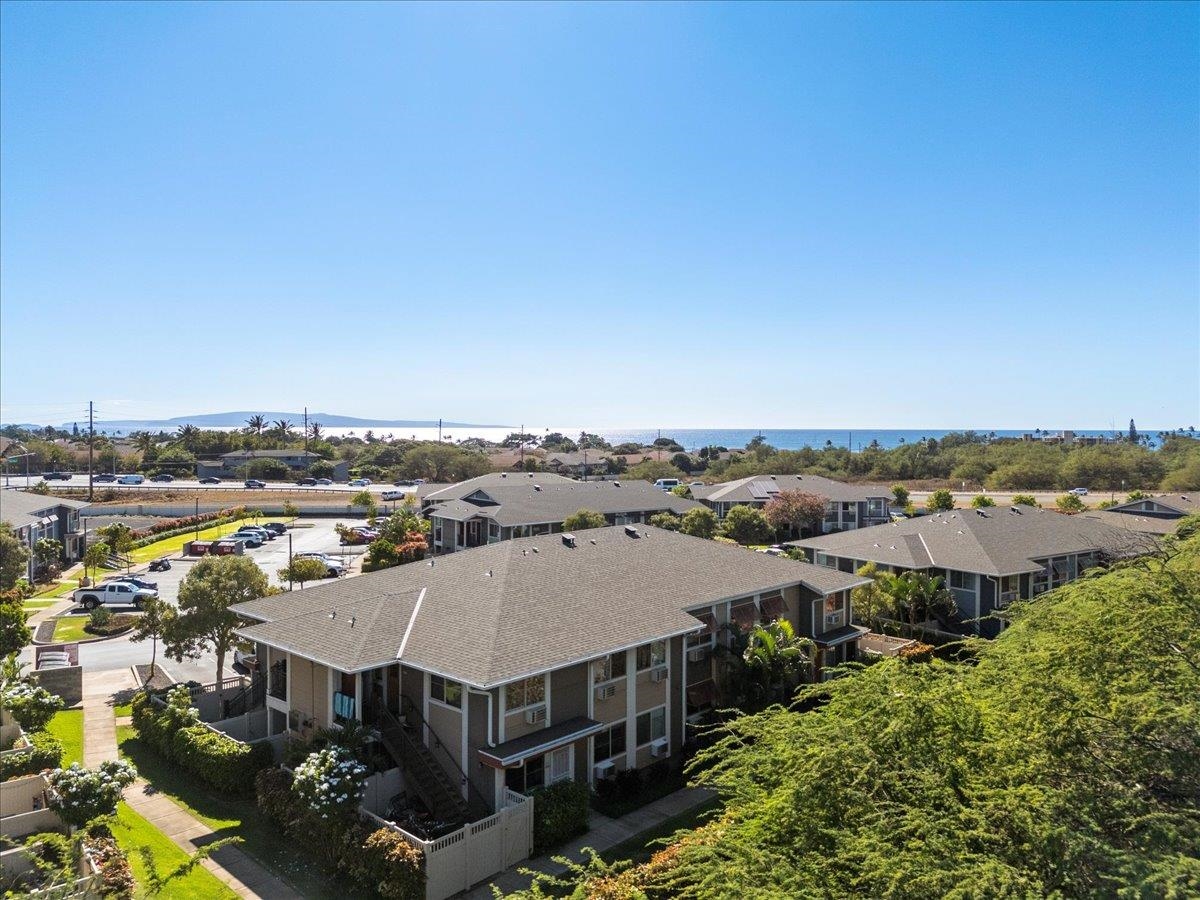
[593, 760, 615, 780]
[594, 683, 616, 702]
[650, 666, 668, 683]
[649, 738, 668, 757]
[686, 647, 708, 664]
[525, 705, 546, 725]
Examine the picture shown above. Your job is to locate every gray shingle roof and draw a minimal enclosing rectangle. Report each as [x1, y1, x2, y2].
[0, 490, 91, 526]
[234, 525, 865, 687]
[425, 476, 701, 527]
[1082, 510, 1183, 536]
[691, 474, 890, 505]
[795, 505, 1136, 576]
[1104, 494, 1195, 517]
[219, 450, 322, 459]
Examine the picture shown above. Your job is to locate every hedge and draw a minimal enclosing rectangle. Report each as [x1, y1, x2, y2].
[254, 766, 425, 898]
[532, 780, 590, 855]
[1, 730, 64, 781]
[130, 690, 271, 796]
[128, 508, 246, 549]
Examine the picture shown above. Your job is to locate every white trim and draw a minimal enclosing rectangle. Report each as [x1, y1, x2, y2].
[461, 687, 469, 800]
[634, 705, 667, 750]
[625, 647, 636, 768]
[498, 684, 507, 743]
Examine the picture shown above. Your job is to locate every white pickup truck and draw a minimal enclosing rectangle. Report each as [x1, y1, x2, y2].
[73, 581, 157, 610]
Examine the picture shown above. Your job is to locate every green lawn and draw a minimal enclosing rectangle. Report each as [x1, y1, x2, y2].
[33, 581, 81, 599]
[22, 599, 59, 612]
[126, 518, 263, 564]
[114, 702, 133, 718]
[45, 709, 84, 766]
[51, 616, 92, 643]
[600, 796, 721, 867]
[110, 803, 239, 900]
[116, 726, 370, 899]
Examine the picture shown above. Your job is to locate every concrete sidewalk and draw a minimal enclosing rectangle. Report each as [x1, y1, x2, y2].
[82, 666, 300, 898]
[462, 786, 716, 899]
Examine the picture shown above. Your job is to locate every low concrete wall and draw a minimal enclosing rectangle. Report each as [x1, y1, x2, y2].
[29, 666, 83, 707]
[361, 767, 406, 816]
[1, 775, 61, 840]
[209, 708, 269, 742]
[1, 722, 26, 752]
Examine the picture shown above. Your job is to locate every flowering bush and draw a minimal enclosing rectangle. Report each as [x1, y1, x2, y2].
[292, 745, 367, 820]
[48, 760, 137, 829]
[2, 681, 65, 731]
[0, 729, 62, 779]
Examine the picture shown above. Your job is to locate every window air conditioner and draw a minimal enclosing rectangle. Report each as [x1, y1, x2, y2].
[594, 683, 616, 702]
[649, 738, 668, 757]
[687, 647, 708, 664]
[525, 705, 546, 725]
[593, 760, 615, 780]
[650, 666, 668, 683]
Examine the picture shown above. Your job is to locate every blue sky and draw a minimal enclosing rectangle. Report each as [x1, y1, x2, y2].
[2, 1, 1197, 429]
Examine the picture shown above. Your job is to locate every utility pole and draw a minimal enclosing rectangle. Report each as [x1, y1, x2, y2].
[519, 424, 525, 468]
[304, 407, 309, 452]
[88, 401, 95, 501]
[438, 418, 443, 443]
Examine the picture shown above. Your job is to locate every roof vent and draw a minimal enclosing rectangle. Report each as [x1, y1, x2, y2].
[329, 611, 336, 620]
[770, 475, 776, 480]
[486, 569, 493, 577]
[532, 547, 539, 553]
[613, 481, 620, 487]
[501, 473, 507, 478]
[624, 525, 640, 538]
[349, 616, 356, 628]
[562, 534, 577, 548]
[1010, 507, 1022, 514]
[975, 509, 988, 517]
[533, 484, 542, 491]
[590, 539, 596, 545]
[428, 559, 435, 567]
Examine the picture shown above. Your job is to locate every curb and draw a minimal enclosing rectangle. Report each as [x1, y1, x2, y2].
[32, 620, 136, 646]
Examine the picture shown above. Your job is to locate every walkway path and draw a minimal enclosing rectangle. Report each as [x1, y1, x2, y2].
[82, 666, 300, 898]
[462, 786, 716, 899]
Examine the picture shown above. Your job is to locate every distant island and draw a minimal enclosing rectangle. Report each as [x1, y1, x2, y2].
[59, 411, 506, 430]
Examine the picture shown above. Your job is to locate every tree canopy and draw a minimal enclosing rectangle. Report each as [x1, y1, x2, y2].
[512, 518, 1200, 899]
[563, 509, 607, 531]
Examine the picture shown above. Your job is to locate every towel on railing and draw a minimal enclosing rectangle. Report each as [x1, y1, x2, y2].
[333, 691, 356, 720]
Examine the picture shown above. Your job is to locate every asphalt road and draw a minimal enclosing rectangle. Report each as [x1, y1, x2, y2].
[27, 518, 369, 679]
[908, 489, 1116, 508]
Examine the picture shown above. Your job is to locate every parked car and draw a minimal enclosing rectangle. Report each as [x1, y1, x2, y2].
[244, 479, 267, 489]
[73, 581, 156, 611]
[150, 474, 174, 482]
[148, 558, 172, 572]
[294, 552, 346, 577]
[117, 474, 145, 485]
[228, 532, 264, 548]
[233, 641, 258, 672]
[392, 479, 415, 486]
[349, 478, 372, 487]
[381, 489, 407, 501]
[41, 472, 72, 481]
[1069, 487, 1089, 496]
[103, 575, 158, 591]
[199, 476, 221, 484]
[262, 522, 288, 535]
[653, 478, 681, 492]
[315, 478, 333, 486]
[237, 526, 274, 541]
[94, 474, 117, 483]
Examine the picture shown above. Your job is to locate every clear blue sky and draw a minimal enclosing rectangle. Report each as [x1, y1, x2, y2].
[2, 1, 1197, 429]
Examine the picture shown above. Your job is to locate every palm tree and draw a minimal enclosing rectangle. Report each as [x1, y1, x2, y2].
[741, 619, 814, 709]
[175, 424, 199, 451]
[129, 431, 155, 455]
[307, 422, 323, 441]
[246, 414, 267, 435]
[881, 571, 954, 634]
[272, 419, 294, 439]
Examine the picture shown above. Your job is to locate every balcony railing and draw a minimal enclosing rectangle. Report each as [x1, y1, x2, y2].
[268, 660, 287, 701]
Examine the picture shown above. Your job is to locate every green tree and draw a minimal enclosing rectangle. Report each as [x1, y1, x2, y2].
[166, 555, 269, 685]
[1125, 490, 1149, 502]
[624, 459, 686, 483]
[242, 458, 291, 481]
[679, 506, 718, 539]
[0, 524, 30, 590]
[1056, 493, 1087, 513]
[97, 523, 134, 569]
[245, 414, 267, 435]
[129, 596, 174, 677]
[82, 541, 110, 584]
[1010, 494, 1040, 507]
[926, 488, 955, 511]
[891, 484, 910, 507]
[647, 512, 682, 531]
[762, 490, 827, 535]
[308, 459, 335, 479]
[562, 509, 607, 531]
[740, 619, 814, 710]
[850, 562, 897, 631]
[281, 500, 300, 520]
[278, 557, 330, 589]
[970, 494, 996, 508]
[0, 599, 31, 657]
[721, 505, 773, 545]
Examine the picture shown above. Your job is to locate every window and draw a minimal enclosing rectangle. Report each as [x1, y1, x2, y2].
[1033, 560, 1050, 595]
[636, 641, 666, 671]
[759, 591, 784, 623]
[687, 611, 716, 648]
[505, 754, 545, 793]
[814, 552, 832, 567]
[430, 674, 462, 709]
[636, 707, 666, 746]
[823, 593, 844, 628]
[1050, 556, 1072, 587]
[505, 675, 545, 711]
[593, 722, 626, 764]
[949, 570, 977, 591]
[594, 652, 626, 684]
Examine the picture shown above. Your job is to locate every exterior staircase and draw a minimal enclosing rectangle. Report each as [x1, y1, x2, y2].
[222, 672, 265, 719]
[373, 700, 473, 824]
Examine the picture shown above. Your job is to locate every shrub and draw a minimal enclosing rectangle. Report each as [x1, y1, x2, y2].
[83, 831, 135, 899]
[88, 606, 113, 629]
[892, 484, 910, 507]
[898, 642, 935, 663]
[926, 489, 955, 512]
[48, 760, 137, 829]
[0, 729, 63, 779]
[348, 827, 426, 899]
[171, 725, 273, 795]
[2, 681, 65, 732]
[86, 613, 134, 637]
[1056, 493, 1087, 513]
[292, 745, 367, 820]
[647, 512, 681, 531]
[1011, 494, 1040, 507]
[721, 505, 773, 545]
[970, 495, 996, 509]
[532, 780, 590, 855]
[132, 686, 199, 758]
[255, 767, 296, 825]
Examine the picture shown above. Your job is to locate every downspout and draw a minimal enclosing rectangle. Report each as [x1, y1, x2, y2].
[468, 687, 495, 747]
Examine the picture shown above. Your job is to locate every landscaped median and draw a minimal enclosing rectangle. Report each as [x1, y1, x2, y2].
[125, 515, 266, 564]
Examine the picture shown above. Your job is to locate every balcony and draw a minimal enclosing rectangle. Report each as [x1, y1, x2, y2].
[268, 660, 287, 702]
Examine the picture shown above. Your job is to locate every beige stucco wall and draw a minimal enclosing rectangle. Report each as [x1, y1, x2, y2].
[634, 667, 666, 713]
[288, 655, 330, 730]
